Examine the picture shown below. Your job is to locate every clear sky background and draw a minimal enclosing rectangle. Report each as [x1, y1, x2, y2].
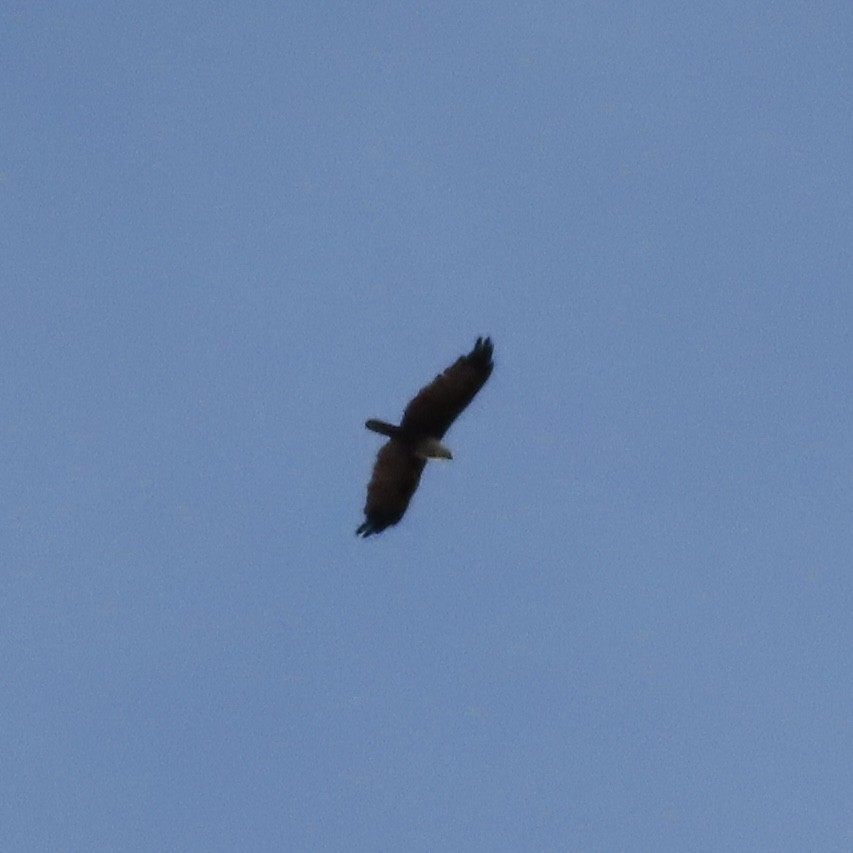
[3, 3, 853, 851]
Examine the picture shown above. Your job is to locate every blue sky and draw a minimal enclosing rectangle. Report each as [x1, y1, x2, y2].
[3, 3, 853, 850]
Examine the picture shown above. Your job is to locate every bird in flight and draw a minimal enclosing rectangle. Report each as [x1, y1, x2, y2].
[357, 336, 494, 537]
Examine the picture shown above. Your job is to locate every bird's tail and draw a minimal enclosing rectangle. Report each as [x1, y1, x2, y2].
[365, 419, 402, 438]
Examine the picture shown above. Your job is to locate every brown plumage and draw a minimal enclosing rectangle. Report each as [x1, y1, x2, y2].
[357, 336, 494, 537]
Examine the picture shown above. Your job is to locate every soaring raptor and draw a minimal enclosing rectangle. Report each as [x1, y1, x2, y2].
[357, 336, 494, 537]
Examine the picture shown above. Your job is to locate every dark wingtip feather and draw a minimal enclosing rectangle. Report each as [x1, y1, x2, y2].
[470, 335, 494, 364]
[356, 519, 379, 537]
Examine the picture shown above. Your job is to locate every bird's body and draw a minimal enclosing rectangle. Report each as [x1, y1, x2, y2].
[357, 336, 494, 537]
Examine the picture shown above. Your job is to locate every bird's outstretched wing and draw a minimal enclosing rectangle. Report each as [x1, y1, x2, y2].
[400, 336, 494, 439]
[357, 441, 427, 537]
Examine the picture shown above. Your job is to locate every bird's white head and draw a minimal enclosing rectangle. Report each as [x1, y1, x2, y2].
[417, 437, 453, 460]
